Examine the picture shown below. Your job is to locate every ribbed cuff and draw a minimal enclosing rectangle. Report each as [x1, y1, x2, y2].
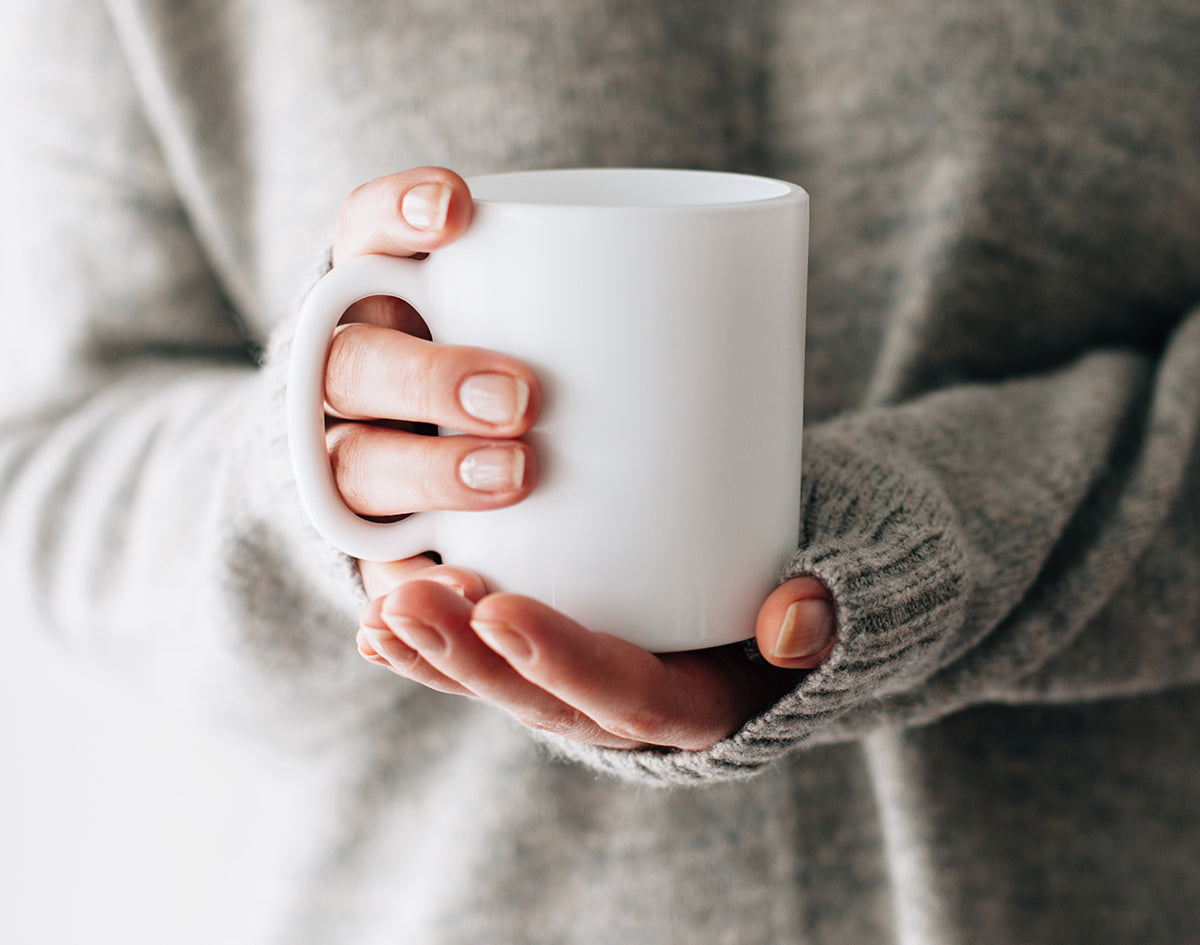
[540, 429, 970, 786]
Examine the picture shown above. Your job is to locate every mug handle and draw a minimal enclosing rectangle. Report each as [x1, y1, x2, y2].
[287, 254, 442, 562]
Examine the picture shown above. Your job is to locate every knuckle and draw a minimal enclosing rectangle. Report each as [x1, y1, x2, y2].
[328, 323, 445, 423]
[342, 179, 374, 216]
[327, 426, 374, 512]
[334, 181, 377, 258]
[324, 326, 371, 413]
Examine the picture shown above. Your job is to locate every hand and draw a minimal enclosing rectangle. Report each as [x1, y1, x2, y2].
[325, 167, 541, 522]
[357, 559, 837, 751]
[334, 167, 837, 751]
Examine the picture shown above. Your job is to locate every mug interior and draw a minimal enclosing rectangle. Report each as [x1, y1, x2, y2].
[469, 168, 795, 208]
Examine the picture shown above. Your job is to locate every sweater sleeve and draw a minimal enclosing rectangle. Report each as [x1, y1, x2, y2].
[0, 0, 399, 744]
[547, 303, 1200, 785]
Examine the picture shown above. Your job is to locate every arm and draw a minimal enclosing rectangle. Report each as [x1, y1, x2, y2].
[544, 312, 1200, 783]
[790, 319, 1200, 726]
[353, 223, 1200, 785]
[0, 0, 391, 741]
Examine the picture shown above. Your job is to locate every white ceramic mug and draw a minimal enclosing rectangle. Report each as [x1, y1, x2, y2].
[289, 168, 808, 652]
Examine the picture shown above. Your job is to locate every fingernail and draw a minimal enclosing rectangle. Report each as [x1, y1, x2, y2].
[401, 182, 452, 231]
[381, 612, 446, 654]
[459, 373, 531, 426]
[361, 623, 414, 664]
[356, 628, 383, 659]
[459, 446, 526, 493]
[773, 599, 836, 661]
[471, 619, 534, 663]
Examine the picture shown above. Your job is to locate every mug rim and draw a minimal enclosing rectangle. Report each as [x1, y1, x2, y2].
[467, 167, 808, 211]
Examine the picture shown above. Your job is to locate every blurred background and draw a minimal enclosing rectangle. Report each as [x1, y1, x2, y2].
[1, 629, 307, 943]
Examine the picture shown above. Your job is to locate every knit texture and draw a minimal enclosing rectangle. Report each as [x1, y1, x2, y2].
[3, 0, 1200, 942]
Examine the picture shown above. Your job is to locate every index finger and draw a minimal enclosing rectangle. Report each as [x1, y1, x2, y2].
[333, 167, 474, 265]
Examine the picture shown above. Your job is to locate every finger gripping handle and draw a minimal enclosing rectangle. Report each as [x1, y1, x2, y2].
[287, 254, 440, 561]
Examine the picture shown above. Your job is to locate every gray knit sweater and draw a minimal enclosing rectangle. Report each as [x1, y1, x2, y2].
[3, 0, 1199, 942]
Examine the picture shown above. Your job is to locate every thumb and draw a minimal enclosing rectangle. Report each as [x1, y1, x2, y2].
[755, 576, 837, 669]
